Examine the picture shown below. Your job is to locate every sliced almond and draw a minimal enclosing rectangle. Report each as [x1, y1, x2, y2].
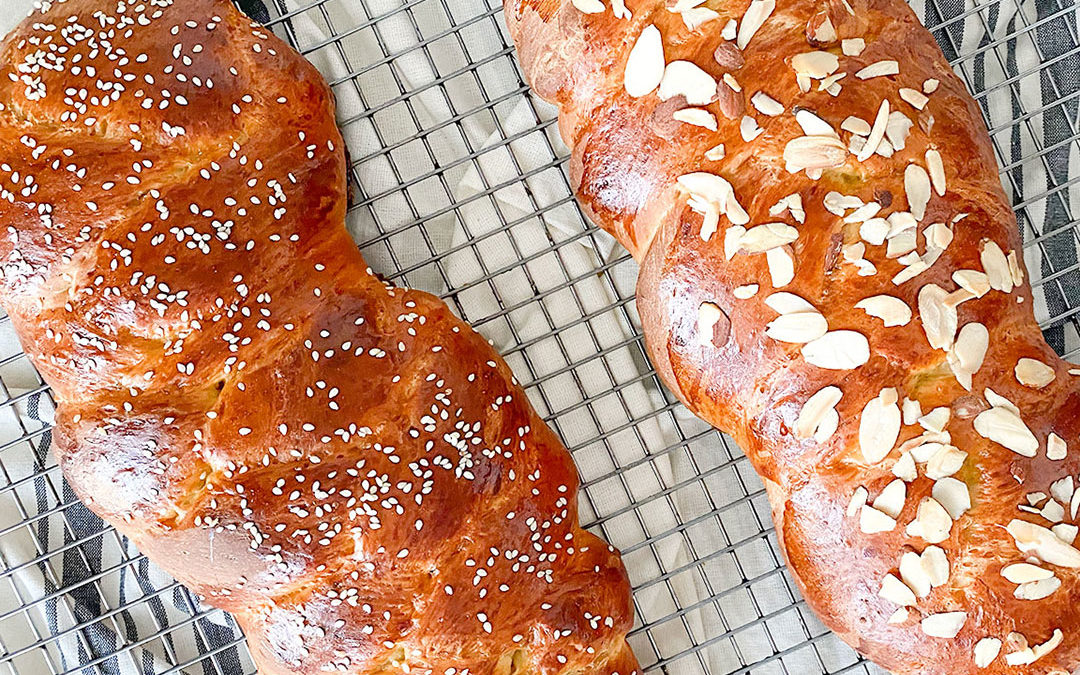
[948, 322, 988, 390]
[823, 191, 863, 215]
[765, 292, 816, 315]
[841, 38, 865, 56]
[658, 61, 717, 105]
[705, 143, 726, 161]
[1015, 358, 1055, 389]
[740, 115, 764, 141]
[944, 288, 976, 309]
[932, 477, 970, 519]
[904, 164, 931, 221]
[925, 148, 946, 195]
[766, 311, 828, 343]
[899, 87, 929, 110]
[873, 479, 907, 518]
[918, 407, 950, 432]
[859, 504, 896, 533]
[924, 78, 940, 93]
[1003, 562, 1054, 583]
[984, 388, 1020, 415]
[901, 397, 922, 425]
[973, 407, 1038, 458]
[751, 91, 784, 116]
[1047, 432, 1067, 461]
[1006, 519, 1080, 567]
[924, 223, 953, 251]
[737, 0, 775, 49]
[1050, 476, 1073, 504]
[697, 302, 726, 347]
[906, 497, 952, 543]
[733, 284, 759, 299]
[820, 74, 844, 97]
[571, 0, 605, 13]
[766, 246, 795, 287]
[624, 25, 665, 97]
[1015, 577, 1061, 600]
[953, 270, 990, 298]
[721, 72, 742, 91]
[783, 135, 847, 173]
[854, 295, 911, 327]
[856, 99, 890, 162]
[791, 51, 839, 79]
[859, 388, 902, 463]
[887, 210, 918, 235]
[797, 385, 843, 441]
[909, 440, 946, 464]
[667, 1, 699, 13]
[739, 222, 798, 252]
[841, 115, 871, 135]
[887, 608, 909, 624]
[721, 18, 737, 40]
[846, 485, 869, 517]
[974, 638, 1002, 668]
[680, 6, 719, 29]
[926, 447, 966, 480]
[900, 551, 932, 598]
[859, 218, 889, 245]
[879, 573, 916, 606]
[794, 109, 836, 137]
[844, 202, 881, 224]
[923, 546, 950, 586]
[1007, 250, 1024, 286]
[677, 172, 749, 226]
[1005, 629, 1063, 665]
[844, 243, 877, 276]
[921, 612, 966, 639]
[725, 225, 746, 259]
[856, 60, 899, 79]
[768, 193, 805, 223]
[672, 107, 718, 130]
[885, 111, 913, 151]
[918, 284, 957, 351]
[1031, 629, 1064, 661]
[1041, 499, 1065, 523]
[1053, 522, 1077, 544]
[806, 12, 837, 44]
[980, 240, 1013, 292]
[802, 331, 870, 370]
[893, 452, 917, 481]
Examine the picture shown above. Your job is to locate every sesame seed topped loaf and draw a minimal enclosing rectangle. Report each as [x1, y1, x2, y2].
[504, 0, 1080, 673]
[0, 1, 639, 673]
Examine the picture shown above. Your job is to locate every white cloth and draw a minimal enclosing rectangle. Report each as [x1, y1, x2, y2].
[0, 1, 1077, 675]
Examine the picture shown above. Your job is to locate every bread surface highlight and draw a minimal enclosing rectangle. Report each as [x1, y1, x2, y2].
[504, 0, 1080, 672]
[0, 1, 638, 673]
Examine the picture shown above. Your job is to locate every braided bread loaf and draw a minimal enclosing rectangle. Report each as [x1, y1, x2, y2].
[0, 1, 639, 673]
[505, 0, 1080, 672]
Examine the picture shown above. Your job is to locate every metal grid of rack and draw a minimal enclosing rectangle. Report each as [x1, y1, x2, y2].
[0, 0, 1078, 673]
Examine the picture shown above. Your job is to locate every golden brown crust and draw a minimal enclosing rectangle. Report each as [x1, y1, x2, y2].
[0, 1, 638, 673]
[506, 0, 1080, 672]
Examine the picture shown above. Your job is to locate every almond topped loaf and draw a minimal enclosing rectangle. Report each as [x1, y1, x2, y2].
[504, 0, 1080, 672]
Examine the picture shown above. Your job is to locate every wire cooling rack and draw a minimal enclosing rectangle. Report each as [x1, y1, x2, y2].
[0, 0, 1078, 674]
